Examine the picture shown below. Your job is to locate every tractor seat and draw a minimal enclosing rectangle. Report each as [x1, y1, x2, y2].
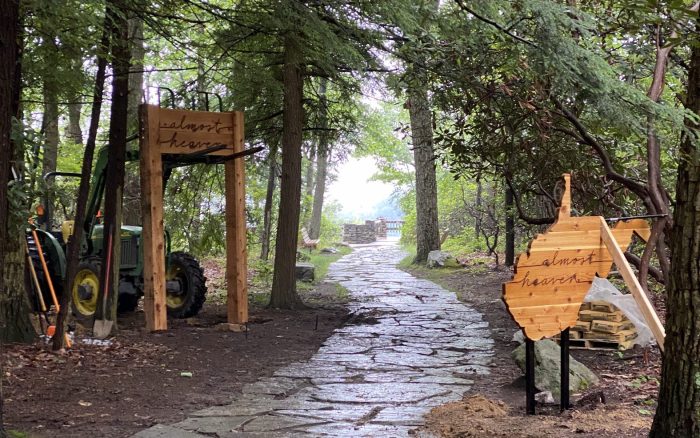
[62, 220, 75, 243]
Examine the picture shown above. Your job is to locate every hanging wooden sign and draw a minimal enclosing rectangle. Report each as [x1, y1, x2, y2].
[140, 104, 248, 331]
[503, 174, 665, 350]
[157, 108, 237, 155]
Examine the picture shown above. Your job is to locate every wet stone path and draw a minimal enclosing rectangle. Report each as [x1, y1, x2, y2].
[135, 241, 493, 437]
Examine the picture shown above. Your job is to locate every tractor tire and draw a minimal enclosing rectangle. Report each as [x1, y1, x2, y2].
[166, 251, 207, 318]
[117, 293, 140, 314]
[71, 259, 101, 324]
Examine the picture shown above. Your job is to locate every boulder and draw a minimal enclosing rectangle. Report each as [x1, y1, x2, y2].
[320, 247, 339, 254]
[427, 250, 460, 268]
[295, 263, 315, 282]
[512, 339, 599, 398]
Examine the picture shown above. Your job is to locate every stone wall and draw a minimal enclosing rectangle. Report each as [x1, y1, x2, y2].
[375, 218, 387, 239]
[343, 220, 377, 244]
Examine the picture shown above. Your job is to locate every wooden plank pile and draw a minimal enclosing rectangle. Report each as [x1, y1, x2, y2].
[556, 301, 638, 350]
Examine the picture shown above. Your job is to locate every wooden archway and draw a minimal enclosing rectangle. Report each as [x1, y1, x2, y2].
[139, 104, 248, 331]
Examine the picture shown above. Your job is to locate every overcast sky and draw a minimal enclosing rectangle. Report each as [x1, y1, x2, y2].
[326, 156, 395, 220]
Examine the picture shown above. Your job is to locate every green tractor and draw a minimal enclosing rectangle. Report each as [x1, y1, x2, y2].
[27, 146, 207, 323]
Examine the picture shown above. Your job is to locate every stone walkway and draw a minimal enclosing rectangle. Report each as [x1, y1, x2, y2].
[135, 241, 493, 437]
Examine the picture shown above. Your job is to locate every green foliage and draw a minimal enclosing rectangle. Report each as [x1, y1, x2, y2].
[318, 202, 344, 245]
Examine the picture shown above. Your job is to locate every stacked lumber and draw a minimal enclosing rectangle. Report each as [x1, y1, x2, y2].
[556, 301, 637, 350]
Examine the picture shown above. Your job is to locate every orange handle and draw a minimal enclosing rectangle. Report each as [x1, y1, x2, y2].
[31, 229, 60, 312]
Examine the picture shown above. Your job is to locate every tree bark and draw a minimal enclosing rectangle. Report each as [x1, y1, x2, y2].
[0, 0, 19, 288]
[269, 34, 305, 309]
[650, 17, 700, 437]
[302, 142, 315, 224]
[41, 79, 59, 176]
[0, 0, 33, 345]
[309, 78, 329, 240]
[409, 86, 440, 263]
[505, 185, 515, 267]
[122, 15, 144, 226]
[474, 179, 482, 237]
[260, 140, 279, 261]
[52, 6, 111, 350]
[65, 102, 83, 145]
[94, 0, 130, 329]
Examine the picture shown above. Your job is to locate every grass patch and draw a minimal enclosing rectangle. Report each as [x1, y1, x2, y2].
[397, 249, 464, 283]
[334, 283, 350, 301]
[7, 431, 29, 438]
[242, 245, 353, 305]
[297, 246, 352, 292]
[308, 246, 352, 281]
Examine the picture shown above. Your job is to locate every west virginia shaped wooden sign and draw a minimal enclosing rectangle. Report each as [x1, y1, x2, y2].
[503, 174, 653, 342]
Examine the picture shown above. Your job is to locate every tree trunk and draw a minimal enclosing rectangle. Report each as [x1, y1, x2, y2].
[260, 140, 279, 261]
[302, 142, 315, 224]
[94, 0, 130, 329]
[65, 101, 83, 145]
[42, 79, 59, 176]
[650, 18, 700, 437]
[269, 34, 305, 309]
[408, 87, 440, 263]
[52, 6, 111, 350]
[0, 0, 33, 345]
[308, 78, 329, 240]
[0, 239, 34, 344]
[474, 178, 482, 237]
[1, 3, 28, 432]
[505, 185, 515, 267]
[122, 15, 144, 226]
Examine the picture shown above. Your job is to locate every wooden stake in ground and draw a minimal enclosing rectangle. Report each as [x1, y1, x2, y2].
[599, 217, 665, 351]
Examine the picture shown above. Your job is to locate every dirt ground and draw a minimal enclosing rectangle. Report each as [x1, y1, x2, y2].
[405, 256, 661, 438]
[2, 263, 348, 438]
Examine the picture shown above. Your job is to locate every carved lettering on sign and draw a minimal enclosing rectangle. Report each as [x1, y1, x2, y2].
[159, 115, 233, 134]
[158, 132, 224, 151]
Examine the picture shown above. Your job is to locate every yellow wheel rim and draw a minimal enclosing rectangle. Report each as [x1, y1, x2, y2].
[72, 268, 99, 316]
[166, 263, 185, 308]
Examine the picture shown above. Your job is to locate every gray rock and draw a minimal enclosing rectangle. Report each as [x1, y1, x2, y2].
[321, 247, 339, 254]
[512, 339, 599, 398]
[295, 262, 315, 282]
[535, 391, 555, 405]
[426, 250, 460, 268]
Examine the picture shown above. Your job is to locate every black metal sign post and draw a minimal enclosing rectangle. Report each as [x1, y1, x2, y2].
[525, 333, 572, 415]
[525, 339, 536, 415]
[560, 328, 571, 411]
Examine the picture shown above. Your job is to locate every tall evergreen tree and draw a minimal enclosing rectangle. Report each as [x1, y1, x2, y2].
[650, 13, 700, 437]
[0, 0, 34, 346]
[405, 1, 440, 263]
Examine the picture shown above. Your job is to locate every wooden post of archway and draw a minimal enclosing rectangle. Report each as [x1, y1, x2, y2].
[139, 104, 248, 331]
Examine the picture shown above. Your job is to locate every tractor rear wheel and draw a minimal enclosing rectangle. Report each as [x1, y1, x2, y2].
[166, 251, 207, 318]
[71, 260, 101, 323]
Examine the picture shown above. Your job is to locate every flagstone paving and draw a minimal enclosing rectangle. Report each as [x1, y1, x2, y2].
[134, 241, 494, 437]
